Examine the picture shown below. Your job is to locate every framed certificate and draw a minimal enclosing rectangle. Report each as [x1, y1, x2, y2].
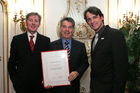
[41, 50, 71, 88]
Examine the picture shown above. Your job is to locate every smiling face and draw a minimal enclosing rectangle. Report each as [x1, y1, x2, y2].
[26, 15, 40, 34]
[86, 12, 104, 32]
[60, 20, 74, 40]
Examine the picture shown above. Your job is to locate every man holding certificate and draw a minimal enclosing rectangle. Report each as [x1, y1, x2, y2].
[49, 17, 89, 93]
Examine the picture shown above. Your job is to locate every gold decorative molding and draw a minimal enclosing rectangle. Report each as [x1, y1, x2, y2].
[117, 0, 120, 28]
[85, 0, 87, 8]
[73, 23, 94, 39]
[64, 0, 71, 17]
[108, 0, 110, 25]
[134, 0, 136, 6]
[0, 0, 9, 93]
[13, 10, 27, 32]
[43, 0, 45, 35]
[74, 0, 83, 13]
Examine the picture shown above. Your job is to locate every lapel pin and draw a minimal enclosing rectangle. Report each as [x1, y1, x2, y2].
[101, 37, 104, 40]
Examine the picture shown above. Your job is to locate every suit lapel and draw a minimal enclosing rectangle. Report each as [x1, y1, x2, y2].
[58, 39, 64, 49]
[33, 33, 41, 52]
[70, 39, 77, 59]
[23, 32, 32, 52]
[93, 26, 108, 52]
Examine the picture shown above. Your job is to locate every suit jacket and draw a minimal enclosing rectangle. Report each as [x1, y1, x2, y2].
[49, 38, 89, 93]
[8, 32, 50, 93]
[90, 25, 128, 93]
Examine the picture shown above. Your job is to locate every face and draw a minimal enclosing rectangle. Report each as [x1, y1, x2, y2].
[26, 15, 40, 34]
[61, 20, 74, 40]
[86, 12, 104, 32]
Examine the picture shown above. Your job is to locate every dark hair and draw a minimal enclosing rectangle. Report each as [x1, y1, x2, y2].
[26, 12, 41, 23]
[60, 17, 75, 28]
[84, 6, 104, 22]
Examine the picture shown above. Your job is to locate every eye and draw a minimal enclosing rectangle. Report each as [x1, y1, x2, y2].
[62, 25, 67, 28]
[93, 16, 97, 19]
[35, 19, 39, 23]
[68, 26, 73, 29]
[28, 19, 33, 22]
[87, 18, 91, 22]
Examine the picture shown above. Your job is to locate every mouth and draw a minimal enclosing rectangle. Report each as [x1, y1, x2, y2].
[91, 22, 96, 26]
[31, 25, 36, 29]
[64, 31, 71, 34]
[90, 22, 98, 29]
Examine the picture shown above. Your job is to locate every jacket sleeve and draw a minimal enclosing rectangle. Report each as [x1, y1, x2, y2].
[8, 36, 18, 83]
[76, 43, 89, 78]
[111, 30, 128, 93]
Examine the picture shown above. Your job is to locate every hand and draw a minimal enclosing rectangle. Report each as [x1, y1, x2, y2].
[68, 71, 79, 81]
[45, 85, 53, 89]
[89, 89, 92, 93]
[42, 81, 53, 89]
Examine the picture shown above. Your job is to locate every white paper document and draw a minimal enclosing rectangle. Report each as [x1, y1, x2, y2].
[41, 50, 70, 87]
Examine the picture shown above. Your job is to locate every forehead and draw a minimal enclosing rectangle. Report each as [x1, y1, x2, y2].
[86, 12, 97, 17]
[62, 20, 72, 25]
[28, 15, 39, 19]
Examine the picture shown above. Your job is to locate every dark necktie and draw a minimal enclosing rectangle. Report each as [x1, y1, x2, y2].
[30, 36, 34, 51]
[65, 40, 70, 58]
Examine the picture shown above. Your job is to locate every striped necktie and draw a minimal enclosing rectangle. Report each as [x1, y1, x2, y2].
[30, 35, 34, 51]
[65, 40, 70, 58]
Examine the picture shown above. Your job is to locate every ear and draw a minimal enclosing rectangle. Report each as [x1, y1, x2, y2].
[101, 16, 104, 21]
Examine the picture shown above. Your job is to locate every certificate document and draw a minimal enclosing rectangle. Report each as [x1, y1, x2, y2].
[41, 50, 71, 87]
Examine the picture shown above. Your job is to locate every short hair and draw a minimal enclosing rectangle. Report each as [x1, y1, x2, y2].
[84, 6, 104, 22]
[60, 17, 75, 28]
[26, 12, 41, 23]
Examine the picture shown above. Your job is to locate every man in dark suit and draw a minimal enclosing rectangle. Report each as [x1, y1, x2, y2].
[8, 12, 50, 93]
[84, 7, 128, 93]
[49, 17, 89, 93]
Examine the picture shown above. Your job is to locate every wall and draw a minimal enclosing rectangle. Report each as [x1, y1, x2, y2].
[46, 0, 108, 41]
[0, 0, 140, 93]
[46, 0, 140, 42]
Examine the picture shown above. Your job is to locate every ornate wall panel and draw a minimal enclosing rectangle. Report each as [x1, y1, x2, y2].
[0, 0, 8, 93]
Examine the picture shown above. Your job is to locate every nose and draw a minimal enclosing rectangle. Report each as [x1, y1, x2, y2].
[31, 22, 35, 25]
[66, 27, 69, 30]
[90, 18, 95, 23]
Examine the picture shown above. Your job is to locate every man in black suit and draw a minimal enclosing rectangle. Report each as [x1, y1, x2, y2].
[49, 17, 89, 93]
[8, 12, 50, 93]
[84, 7, 128, 93]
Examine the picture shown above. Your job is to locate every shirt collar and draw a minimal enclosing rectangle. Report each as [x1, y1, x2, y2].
[27, 32, 37, 44]
[27, 32, 37, 38]
[62, 37, 72, 49]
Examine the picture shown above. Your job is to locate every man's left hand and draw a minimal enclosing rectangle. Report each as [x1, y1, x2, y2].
[68, 71, 79, 81]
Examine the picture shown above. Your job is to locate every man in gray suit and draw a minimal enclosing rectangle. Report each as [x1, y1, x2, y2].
[49, 17, 89, 93]
[84, 6, 128, 93]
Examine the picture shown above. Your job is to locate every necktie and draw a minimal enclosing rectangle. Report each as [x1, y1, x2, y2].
[65, 40, 70, 58]
[30, 35, 34, 51]
[92, 33, 98, 50]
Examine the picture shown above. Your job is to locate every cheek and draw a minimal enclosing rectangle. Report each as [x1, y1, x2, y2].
[61, 31, 65, 35]
[36, 23, 40, 27]
[70, 30, 73, 34]
[87, 21, 92, 25]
